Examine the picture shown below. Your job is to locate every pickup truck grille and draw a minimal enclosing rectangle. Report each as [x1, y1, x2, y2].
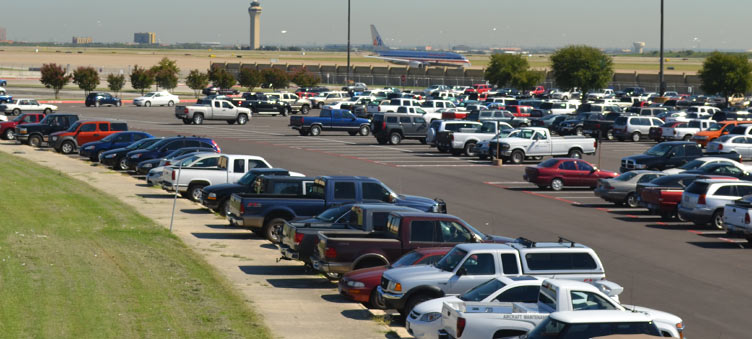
[621, 159, 636, 170]
[380, 277, 389, 290]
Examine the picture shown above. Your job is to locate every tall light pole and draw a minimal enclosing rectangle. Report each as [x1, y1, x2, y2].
[346, 0, 351, 85]
[659, 0, 665, 96]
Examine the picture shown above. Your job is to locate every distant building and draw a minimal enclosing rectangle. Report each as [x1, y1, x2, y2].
[72, 36, 92, 44]
[0, 27, 6, 41]
[134, 32, 156, 44]
[633, 42, 646, 54]
[248, 1, 262, 50]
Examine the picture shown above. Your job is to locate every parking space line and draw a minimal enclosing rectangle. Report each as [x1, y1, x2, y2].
[486, 181, 530, 184]
[558, 196, 601, 199]
[394, 164, 489, 167]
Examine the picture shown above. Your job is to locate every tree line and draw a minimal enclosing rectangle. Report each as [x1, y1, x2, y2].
[485, 45, 752, 107]
[38, 57, 321, 99]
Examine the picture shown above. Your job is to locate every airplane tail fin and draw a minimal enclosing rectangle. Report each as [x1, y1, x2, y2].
[370, 24, 385, 49]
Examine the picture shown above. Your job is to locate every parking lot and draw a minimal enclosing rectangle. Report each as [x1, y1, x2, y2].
[40, 103, 752, 338]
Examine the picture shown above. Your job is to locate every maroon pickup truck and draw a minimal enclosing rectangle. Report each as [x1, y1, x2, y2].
[638, 173, 736, 220]
[310, 211, 512, 279]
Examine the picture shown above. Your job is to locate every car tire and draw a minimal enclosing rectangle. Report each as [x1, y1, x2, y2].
[168, 100, 174, 107]
[280, 108, 287, 117]
[93, 150, 104, 162]
[28, 135, 42, 147]
[437, 145, 448, 153]
[550, 178, 564, 191]
[226, 120, 236, 125]
[43, 108, 51, 114]
[376, 138, 388, 145]
[359, 125, 370, 136]
[188, 184, 205, 202]
[263, 217, 287, 243]
[419, 138, 427, 145]
[192, 114, 204, 125]
[116, 101, 122, 107]
[348, 131, 358, 136]
[4, 128, 14, 140]
[60, 141, 75, 154]
[95, 101, 100, 108]
[12, 108, 20, 115]
[711, 209, 725, 230]
[683, 134, 692, 141]
[310, 125, 322, 136]
[389, 132, 402, 145]
[567, 148, 583, 159]
[144, 101, 151, 107]
[219, 199, 230, 217]
[631, 132, 641, 142]
[510, 150, 524, 164]
[464, 141, 477, 157]
[301, 105, 310, 115]
[368, 289, 386, 309]
[298, 129, 310, 136]
[404, 294, 432, 318]
[118, 158, 129, 171]
[625, 193, 639, 208]
[237, 114, 248, 125]
[182, 118, 191, 125]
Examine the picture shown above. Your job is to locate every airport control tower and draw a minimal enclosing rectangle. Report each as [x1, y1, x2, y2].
[249, 1, 262, 49]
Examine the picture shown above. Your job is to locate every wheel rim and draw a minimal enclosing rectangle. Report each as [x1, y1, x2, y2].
[168, 101, 174, 107]
[62, 142, 73, 154]
[30, 137, 40, 147]
[552, 179, 563, 190]
[191, 188, 202, 201]
[269, 222, 284, 242]
[632, 133, 640, 142]
[145, 102, 150, 107]
[714, 213, 724, 229]
[119, 159, 128, 170]
[238, 115, 247, 124]
[607, 130, 613, 140]
[391, 134, 400, 144]
[627, 194, 638, 208]
[5, 129, 14, 140]
[512, 152, 522, 163]
[311, 127, 320, 136]
[360, 126, 369, 136]
[222, 201, 230, 216]
[570, 151, 581, 159]
[194, 116, 202, 124]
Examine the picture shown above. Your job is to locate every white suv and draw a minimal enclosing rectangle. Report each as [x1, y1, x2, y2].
[613, 116, 664, 142]
[678, 179, 752, 229]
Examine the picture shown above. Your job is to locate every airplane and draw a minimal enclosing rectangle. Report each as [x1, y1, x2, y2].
[366, 25, 471, 69]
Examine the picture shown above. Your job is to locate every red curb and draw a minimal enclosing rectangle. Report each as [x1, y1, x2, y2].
[37, 100, 135, 104]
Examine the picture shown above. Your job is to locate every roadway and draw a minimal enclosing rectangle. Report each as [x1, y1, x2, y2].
[54, 103, 751, 338]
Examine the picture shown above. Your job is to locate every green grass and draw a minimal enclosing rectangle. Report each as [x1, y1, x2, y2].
[0, 154, 271, 339]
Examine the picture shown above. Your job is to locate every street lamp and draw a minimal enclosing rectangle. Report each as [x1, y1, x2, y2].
[346, 0, 351, 85]
[659, 0, 665, 96]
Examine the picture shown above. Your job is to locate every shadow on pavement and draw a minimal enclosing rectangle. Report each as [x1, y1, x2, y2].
[239, 265, 308, 276]
[687, 241, 747, 249]
[136, 193, 173, 199]
[266, 278, 333, 289]
[644, 223, 699, 230]
[180, 208, 211, 214]
[321, 293, 351, 304]
[259, 243, 277, 250]
[191, 232, 254, 240]
[205, 224, 240, 230]
[340, 309, 372, 321]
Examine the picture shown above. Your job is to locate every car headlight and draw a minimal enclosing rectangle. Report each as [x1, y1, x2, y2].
[346, 280, 365, 288]
[388, 281, 402, 292]
[694, 136, 708, 140]
[207, 192, 217, 200]
[85, 145, 95, 150]
[635, 163, 647, 169]
[132, 153, 142, 159]
[104, 153, 117, 158]
[143, 163, 153, 168]
[501, 143, 510, 150]
[51, 136, 58, 141]
[419, 312, 442, 322]
[18, 128, 27, 134]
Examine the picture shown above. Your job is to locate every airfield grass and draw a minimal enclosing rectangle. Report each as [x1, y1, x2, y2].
[0, 154, 270, 338]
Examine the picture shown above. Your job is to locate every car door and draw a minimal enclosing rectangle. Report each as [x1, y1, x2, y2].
[399, 116, 415, 135]
[742, 137, 752, 160]
[76, 123, 98, 145]
[557, 160, 580, 186]
[330, 110, 344, 129]
[343, 111, 359, 130]
[112, 133, 132, 149]
[576, 161, 598, 187]
[220, 101, 235, 119]
[446, 252, 498, 294]
[412, 117, 427, 136]
[529, 130, 551, 156]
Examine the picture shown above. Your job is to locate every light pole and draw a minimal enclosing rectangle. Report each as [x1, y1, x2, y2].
[659, 0, 665, 96]
[346, 0, 351, 85]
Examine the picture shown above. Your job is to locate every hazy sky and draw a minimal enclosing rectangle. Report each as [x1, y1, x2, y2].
[3, 0, 750, 50]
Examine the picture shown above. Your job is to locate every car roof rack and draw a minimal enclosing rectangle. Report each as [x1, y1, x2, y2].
[515, 237, 536, 248]
[558, 236, 577, 248]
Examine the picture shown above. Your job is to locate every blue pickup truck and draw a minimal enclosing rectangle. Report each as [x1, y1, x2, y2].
[289, 108, 371, 136]
[227, 176, 446, 243]
[0, 94, 11, 104]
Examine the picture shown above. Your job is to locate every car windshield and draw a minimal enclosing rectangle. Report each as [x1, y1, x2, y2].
[679, 159, 706, 170]
[613, 171, 638, 182]
[459, 279, 506, 301]
[526, 318, 661, 339]
[11, 114, 26, 122]
[145, 138, 171, 150]
[707, 123, 723, 131]
[314, 205, 352, 223]
[435, 248, 468, 272]
[644, 143, 673, 156]
[125, 138, 151, 150]
[178, 155, 201, 167]
[100, 133, 118, 142]
[392, 251, 425, 268]
[144, 92, 156, 97]
[65, 121, 82, 132]
[237, 172, 259, 186]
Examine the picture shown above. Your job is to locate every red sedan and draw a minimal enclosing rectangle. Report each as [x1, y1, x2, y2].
[523, 158, 618, 191]
[338, 247, 451, 308]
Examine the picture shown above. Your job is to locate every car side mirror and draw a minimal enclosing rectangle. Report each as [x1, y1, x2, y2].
[456, 267, 467, 277]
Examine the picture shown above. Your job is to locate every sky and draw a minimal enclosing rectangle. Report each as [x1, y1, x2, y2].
[2, 0, 750, 51]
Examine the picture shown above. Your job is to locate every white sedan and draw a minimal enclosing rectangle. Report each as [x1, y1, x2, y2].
[133, 91, 180, 107]
[0, 99, 57, 115]
[663, 156, 747, 174]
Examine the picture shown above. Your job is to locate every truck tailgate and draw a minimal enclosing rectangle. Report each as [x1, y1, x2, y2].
[289, 116, 304, 127]
[724, 202, 752, 228]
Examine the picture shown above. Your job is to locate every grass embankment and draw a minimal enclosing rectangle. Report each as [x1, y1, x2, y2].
[0, 154, 270, 338]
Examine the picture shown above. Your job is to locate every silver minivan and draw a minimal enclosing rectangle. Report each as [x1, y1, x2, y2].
[613, 116, 664, 142]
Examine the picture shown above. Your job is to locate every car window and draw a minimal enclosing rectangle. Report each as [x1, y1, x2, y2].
[80, 123, 96, 132]
[638, 174, 660, 183]
[439, 220, 473, 242]
[714, 185, 736, 196]
[501, 253, 519, 274]
[271, 182, 301, 195]
[460, 253, 495, 275]
[98, 123, 109, 131]
[192, 156, 219, 168]
[333, 182, 356, 200]
[524, 252, 598, 270]
[386, 116, 397, 123]
[248, 160, 269, 169]
[333, 111, 343, 119]
[399, 116, 411, 123]
[222, 101, 232, 108]
[733, 136, 746, 144]
[570, 291, 619, 310]
[559, 161, 577, 170]
[214, 101, 221, 108]
[414, 117, 426, 124]
[496, 286, 540, 303]
[233, 159, 245, 173]
[737, 185, 752, 196]
[576, 161, 593, 172]
[410, 220, 437, 242]
[113, 134, 130, 142]
[362, 182, 390, 201]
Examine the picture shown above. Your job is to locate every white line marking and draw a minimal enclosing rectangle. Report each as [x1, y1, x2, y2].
[394, 164, 488, 167]
[486, 181, 530, 184]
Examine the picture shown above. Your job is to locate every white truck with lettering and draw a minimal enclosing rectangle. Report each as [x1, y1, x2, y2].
[438, 279, 685, 339]
[494, 127, 597, 164]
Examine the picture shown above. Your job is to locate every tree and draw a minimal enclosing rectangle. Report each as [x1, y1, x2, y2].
[291, 68, 320, 88]
[209, 67, 236, 90]
[72, 66, 100, 96]
[107, 73, 126, 97]
[130, 65, 154, 95]
[698, 51, 752, 107]
[484, 54, 529, 88]
[550, 45, 614, 103]
[238, 67, 263, 92]
[261, 68, 290, 90]
[514, 70, 544, 91]
[150, 57, 180, 91]
[39, 63, 72, 99]
[186, 69, 210, 98]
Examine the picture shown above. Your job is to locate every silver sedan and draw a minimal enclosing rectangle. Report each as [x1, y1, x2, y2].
[707, 135, 752, 160]
[594, 170, 666, 207]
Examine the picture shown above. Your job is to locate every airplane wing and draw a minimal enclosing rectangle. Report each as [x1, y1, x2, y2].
[364, 55, 412, 65]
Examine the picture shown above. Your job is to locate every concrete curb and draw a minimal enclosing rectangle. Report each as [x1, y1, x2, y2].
[38, 100, 134, 104]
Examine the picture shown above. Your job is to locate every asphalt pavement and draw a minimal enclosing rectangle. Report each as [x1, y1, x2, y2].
[41, 103, 752, 338]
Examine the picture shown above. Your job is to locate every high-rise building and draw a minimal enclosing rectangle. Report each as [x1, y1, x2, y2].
[134, 32, 156, 44]
[633, 42, 646, 54]
[0, 27, 6, 41]
[72, 36, 93, 44]
[248, 1, 262, 49]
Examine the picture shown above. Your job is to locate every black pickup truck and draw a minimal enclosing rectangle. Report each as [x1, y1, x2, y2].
[278, 204, 419, 267]
[620, 141, 742, 172]
[581, 112, 624, 140]
[15, 113, 79, 147]
[200, 168, 298, 215]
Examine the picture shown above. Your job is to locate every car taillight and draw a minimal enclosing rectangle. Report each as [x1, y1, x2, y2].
[698, 194, 706, 205]
[457, 317, 466, 338]
[450, 134, 454, 141]
[171, 170, 175, 180]
[718, 144, 723, 150]
[325, 247, 337, 259]
[294, 232, 304, 245]
[239, 201, 245, 215]
[183, 108, 189, 113]
[745, 213, 750, 224]
[382, 122, 386, 130]
[164, 160, 171, 166]
[594, 140, 598, 149]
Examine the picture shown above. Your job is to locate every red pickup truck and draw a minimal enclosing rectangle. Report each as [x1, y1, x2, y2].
[0, 113, 45, 140]
[310, 211, 512, 278]
[505, 105, 534, 117]
[464, 84, 491, 95]
[638, 173, 736, 220]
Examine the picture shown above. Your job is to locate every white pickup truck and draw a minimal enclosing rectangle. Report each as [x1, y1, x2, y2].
[435, 120, 513, 156]
[175, 98, 251, 125]
[663, 119, 713, 141]
[586, 89, 615, 100]
[378, 98, 422, 113]
[493, 127, 597, 164]
[723, 195, 752, 243]
[438, 279, 685, 339]
[160, 153, 272, 201]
